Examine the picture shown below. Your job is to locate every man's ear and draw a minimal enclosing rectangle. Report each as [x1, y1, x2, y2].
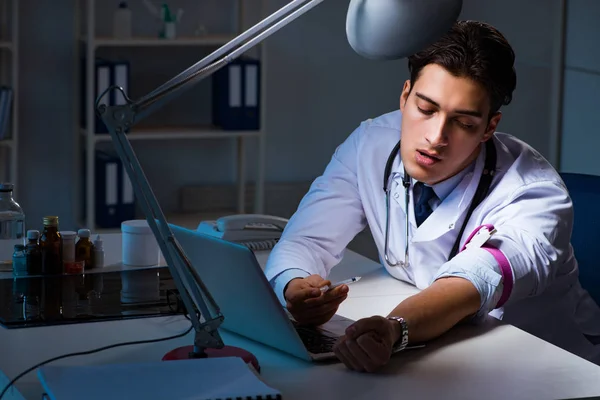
[399, 80, 411, 112]
[483, 111, 502, 142]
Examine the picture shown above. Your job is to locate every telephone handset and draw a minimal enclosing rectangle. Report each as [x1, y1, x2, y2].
[197, 214, 289, 251]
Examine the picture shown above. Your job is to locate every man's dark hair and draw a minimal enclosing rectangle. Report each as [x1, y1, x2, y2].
[407, 20, 517, 116]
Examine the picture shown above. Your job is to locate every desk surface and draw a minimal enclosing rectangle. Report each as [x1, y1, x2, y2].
[1, 233, 600, 400]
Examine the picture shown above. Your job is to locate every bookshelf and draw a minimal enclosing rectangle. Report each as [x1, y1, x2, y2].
[86, 35, 239, 48]
[75, 0, 267, 232]
[0, 0, 18, 197]
[82, 126, 262, 142]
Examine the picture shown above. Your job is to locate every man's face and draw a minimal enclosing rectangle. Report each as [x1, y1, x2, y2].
[399, 64, 501, 185]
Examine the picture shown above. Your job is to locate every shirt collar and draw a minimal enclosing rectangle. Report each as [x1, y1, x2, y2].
[427, 161, 475, 201]
[397, 156, 476, 202]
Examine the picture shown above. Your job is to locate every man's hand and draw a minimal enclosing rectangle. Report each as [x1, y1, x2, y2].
[284, 275, 348, 326]
[333, 316, 400, 373]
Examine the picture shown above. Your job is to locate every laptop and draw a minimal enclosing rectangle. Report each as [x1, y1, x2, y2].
[168, 223, 362, 362]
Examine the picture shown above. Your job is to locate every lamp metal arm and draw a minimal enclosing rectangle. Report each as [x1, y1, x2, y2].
[96, 0, 326, 356]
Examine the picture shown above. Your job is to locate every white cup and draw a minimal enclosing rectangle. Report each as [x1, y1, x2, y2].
[121, 220, 160, 267]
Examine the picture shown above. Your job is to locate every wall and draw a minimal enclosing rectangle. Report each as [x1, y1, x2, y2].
[14, 0, 565, 232]
[459, 0, 564, 162]
[259, 0, 565, 179]
[18, 0, 77, 232]
[560, 0, 600, 174]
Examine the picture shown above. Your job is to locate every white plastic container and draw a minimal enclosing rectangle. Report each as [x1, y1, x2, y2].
[60, 231, 77, 263]
[121, 220, 160, 266]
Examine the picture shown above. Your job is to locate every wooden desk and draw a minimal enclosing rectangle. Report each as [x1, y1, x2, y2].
[1, 234, 600, 399]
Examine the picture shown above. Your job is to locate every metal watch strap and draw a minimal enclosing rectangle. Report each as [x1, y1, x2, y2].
[388, 316, 409, 351]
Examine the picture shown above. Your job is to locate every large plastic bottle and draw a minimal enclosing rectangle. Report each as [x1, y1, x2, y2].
[0, 183, 25, 268]
[113, 1, 132, 39]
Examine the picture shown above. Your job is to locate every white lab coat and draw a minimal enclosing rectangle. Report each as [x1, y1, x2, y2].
[265, 110, 600, 364]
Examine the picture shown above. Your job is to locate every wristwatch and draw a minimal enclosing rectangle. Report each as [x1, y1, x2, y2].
[387, 316, 409, 352]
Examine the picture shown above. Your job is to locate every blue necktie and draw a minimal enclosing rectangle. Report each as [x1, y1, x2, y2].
[414, 183, 437, 227]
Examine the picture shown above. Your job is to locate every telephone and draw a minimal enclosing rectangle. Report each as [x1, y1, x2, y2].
[197, 214, 289, 251]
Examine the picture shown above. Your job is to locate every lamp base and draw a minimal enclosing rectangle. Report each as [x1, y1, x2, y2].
[162, 345, 260, 372]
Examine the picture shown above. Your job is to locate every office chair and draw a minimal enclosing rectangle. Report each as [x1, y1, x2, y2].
[560, 172, 600, 306]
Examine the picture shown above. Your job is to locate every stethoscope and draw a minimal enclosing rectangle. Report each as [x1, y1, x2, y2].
[382, 139, 497, 268]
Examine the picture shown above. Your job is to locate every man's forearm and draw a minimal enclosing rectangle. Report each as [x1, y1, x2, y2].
[387, 277, 481, 344]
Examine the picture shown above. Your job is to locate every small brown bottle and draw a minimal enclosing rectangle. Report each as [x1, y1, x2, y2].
[40, 216, 63, 275]
[75, 229, 95, 270]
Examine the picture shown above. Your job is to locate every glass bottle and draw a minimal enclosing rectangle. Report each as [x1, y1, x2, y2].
[25, 229, 42, 275]
[76, 229, 95, 270]
[40, 216, 63, 275]
[0, 183, 25, 267]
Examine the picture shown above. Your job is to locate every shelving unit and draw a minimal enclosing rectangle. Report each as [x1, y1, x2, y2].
[81, 126, 262, 142]
[0, 0, 18, 196]
[85, 35, 239, 47]
[75, 0, 267, 232]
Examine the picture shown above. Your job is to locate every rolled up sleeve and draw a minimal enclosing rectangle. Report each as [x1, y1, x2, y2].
[433, 248, 504, 320]
[434, 179, 572, 319]
[482, 181, 573, 304]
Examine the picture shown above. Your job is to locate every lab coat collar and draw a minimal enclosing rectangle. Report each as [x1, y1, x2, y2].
[393, 143, 487, 243]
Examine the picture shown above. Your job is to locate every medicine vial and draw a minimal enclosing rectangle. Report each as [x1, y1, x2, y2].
[40, 216, 63, 275]
[93, 234, 104, 268]
[12, 244, 26, 277]
[76, 229, 95, 270]
[25, 230, 41, 275]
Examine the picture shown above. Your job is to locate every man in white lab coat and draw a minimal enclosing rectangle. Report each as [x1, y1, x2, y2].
[264, 20, 600, 372]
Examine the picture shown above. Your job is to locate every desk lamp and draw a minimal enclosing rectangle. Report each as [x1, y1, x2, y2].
[97, 0, 463, 367]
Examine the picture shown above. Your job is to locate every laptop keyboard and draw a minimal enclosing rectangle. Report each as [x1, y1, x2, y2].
[294, 324, 338, 354]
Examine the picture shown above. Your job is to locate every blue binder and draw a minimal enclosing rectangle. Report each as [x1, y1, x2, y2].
[112, 60, 130, 107]
[94, 150, 135, 229]
[212, 57, 261, 130]
[80, 59, 130, 135]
